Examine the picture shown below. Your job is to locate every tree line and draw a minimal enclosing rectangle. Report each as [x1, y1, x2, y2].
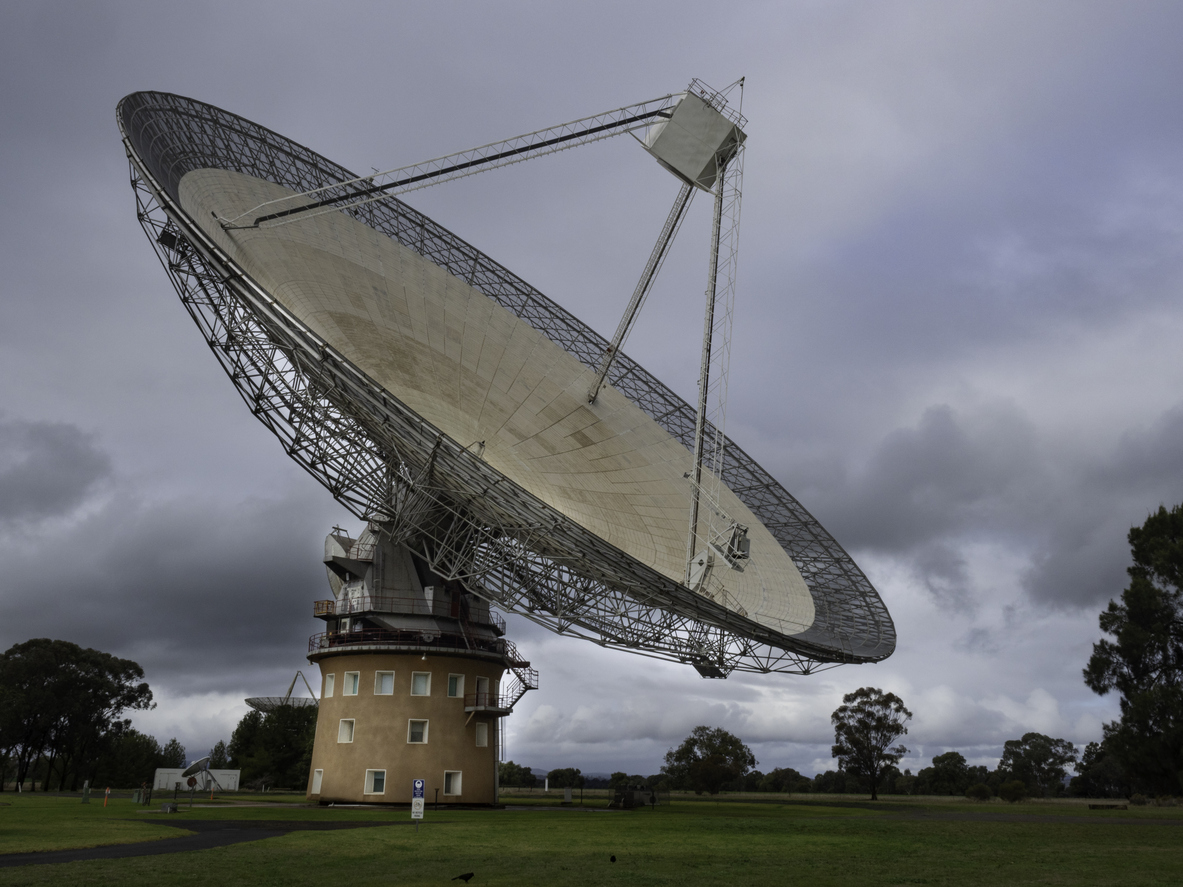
[0, 635, 325, 793]
[502, 723, 1108, 800]
[0, 639, 185, 790]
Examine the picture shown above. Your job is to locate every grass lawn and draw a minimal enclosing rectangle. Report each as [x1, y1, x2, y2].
[1, 792, 1180, 885]
[0, 794, 187, 854]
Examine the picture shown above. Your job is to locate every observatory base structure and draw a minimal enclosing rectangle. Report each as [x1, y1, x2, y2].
[308, 651, 506, 805]
[306, 527, 535, 805]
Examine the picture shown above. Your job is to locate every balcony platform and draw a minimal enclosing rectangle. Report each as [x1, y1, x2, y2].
[464, 691, 512, 716]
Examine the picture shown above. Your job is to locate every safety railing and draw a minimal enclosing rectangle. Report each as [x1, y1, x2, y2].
[309, 627, 518, 661]
[464, 691, 502, 709]
[312, 595, 506, 633]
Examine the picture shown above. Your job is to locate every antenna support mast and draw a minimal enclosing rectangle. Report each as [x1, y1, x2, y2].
[587, 182, 694, 403]
[220, 93, 686, 229]
[685, 169, 727, 576]
[673, 80, 747, 587]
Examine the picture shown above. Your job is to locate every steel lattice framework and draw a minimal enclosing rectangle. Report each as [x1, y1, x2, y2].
[117, 91, 895, 676]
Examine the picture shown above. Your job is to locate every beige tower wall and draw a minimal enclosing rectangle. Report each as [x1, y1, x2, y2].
[307, 652, 504, 805]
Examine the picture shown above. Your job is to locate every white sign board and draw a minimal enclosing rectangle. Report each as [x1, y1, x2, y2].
[411, 778, 425, 820]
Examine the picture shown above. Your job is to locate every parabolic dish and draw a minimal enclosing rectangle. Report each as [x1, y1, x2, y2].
[245, 696, 319, 713]
[118, 91, 895, 674]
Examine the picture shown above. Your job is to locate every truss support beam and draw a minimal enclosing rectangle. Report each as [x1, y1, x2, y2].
[683, 132, 745, 584]
[686, 168, 727, 580]
[588, 182, 694, 404]
[227, 96, 683, 229]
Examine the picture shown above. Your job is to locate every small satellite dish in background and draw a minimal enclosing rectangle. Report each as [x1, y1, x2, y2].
[182, 756, 210, 779]
[181, 754, 225, 794]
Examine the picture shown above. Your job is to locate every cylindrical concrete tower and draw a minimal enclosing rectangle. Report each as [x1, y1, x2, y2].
[306, 526, 536, 805]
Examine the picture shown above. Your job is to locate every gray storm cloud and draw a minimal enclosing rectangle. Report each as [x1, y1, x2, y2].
[3, 0, 1182, 771]
[0, 419, 112, 524]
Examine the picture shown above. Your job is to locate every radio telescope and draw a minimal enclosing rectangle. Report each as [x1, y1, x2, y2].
[245, 670, 319, 713]
[118, 82, 894, 804]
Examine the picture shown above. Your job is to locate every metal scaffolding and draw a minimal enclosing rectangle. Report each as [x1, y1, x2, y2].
[119, 91, 895, 676]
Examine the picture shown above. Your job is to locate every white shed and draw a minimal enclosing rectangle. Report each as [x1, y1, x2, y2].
[153, 768, 240, 791]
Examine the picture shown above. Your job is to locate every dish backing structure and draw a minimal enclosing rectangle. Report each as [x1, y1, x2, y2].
[118, 85, 895, 804]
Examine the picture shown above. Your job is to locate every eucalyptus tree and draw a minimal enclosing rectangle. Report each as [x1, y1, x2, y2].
[662, 726, 757, 795]
[831, 687, 912, 801]
[997, 733, 1077, 797]
[1085, 503, 1183, 795]
[0, 639, 153, 790]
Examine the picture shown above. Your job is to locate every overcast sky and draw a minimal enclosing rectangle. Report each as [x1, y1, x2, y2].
[3, 0, 1183, 778]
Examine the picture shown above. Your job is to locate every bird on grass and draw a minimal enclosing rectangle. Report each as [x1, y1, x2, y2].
[452, 874, 474, 883]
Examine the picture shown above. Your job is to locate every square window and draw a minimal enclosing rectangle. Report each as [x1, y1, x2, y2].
[447, 674, 464, 698]
[338, 719, 355, 743]
[407, 719, 428, 744]
[443, 771, 462, 795]
[365, 769, 386, 794]
[323, 674, 335, 698]
[475, 722, 488, 748]
[374, 671, 394, 695]
[411, 672, 431, 696]
[343, 672, 360, 696]
[311, 769, 324, 794]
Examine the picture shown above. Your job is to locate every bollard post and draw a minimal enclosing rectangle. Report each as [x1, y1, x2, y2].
[81, 780, 90, 804]
[103, 787, 110, 807]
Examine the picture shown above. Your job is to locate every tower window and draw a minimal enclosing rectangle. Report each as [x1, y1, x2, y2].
[374, 671, 394, 695]
[407, 720, 428, 744]
[475, 722, 488, 748]
[447, 674, 464, 698]
[443, 771, 462, 795]
[411, 672, 431, 696]
[338, 719, 355, 743]
[365, 769, 386, 794]
[311, 769, 323, 793]
[343, 672, 360, 696]
[323, 674, 335, 698]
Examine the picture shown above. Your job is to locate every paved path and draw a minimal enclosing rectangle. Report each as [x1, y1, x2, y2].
[0, 820, 397, 868]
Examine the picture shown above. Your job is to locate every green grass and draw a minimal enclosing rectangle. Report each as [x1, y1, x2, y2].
[0, 795, 185, 854]
[1, 793, 1181, 885]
